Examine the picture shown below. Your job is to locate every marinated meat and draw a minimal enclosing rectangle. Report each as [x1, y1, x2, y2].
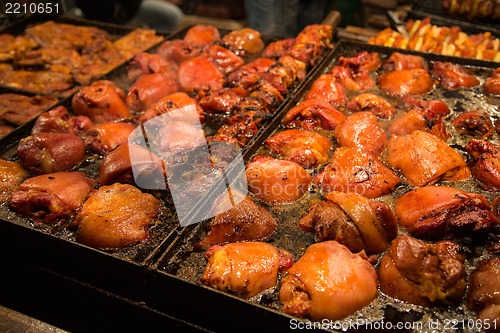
[485, 67, 500, 95]
[433, 61, 480, 89]
[304, 74, 347, 107]
[177, 56, 224, 93]
[204, 44, 244, 75]
[289, 24, 333, 66]
[31, 106, 94, 136]
[155, 39, 204, 64]
[17, 133, 85, 175]
[246, 155, 311, 204]
[183, 24, 221, 46]
[261, 62, 296, 95]
[337, 51, 381, 73]
[112, 28, 163, 60]
[222, 28, 265, 56]
[386, 130, 470, 186]
[299, 191, 397, 254]
[282, 99, 346, 131]
[126, 52, 178, 83]
[0, 94, 58, 126]
[346, 93, 396, 119]
[125, 73, 180, 112]
[9, 172, 95, 224]
[279, 241, 378, 321]
[378, 69, 434, 97]
[0, 65, 74, 95]
[330, 65, 375, 92]
[261, 38, 295, 59]
[334, 111, 387, 156]
[198, 87, 247, 115]
[85, 122, 135, 155]
[382, 52, 428, 71]
[155, 120, 206, 157]
[278, 55, 307, 82]
[0, 159, 27, 204]
[466, 139, 500, 190]
[0, 34, 38, 62]
[378, 236, 466, 307]
[314, 147, 400, 198]
[201, 242, 293, 299]
[74, 183, 159, 249]
[394, 185, 498, 238]
[387, 106, 450, 141]
[452, 110, 495, 139]
[227, 57, 275, 89]
[265, 129, 332, 169]
[136, 91, 205, 124]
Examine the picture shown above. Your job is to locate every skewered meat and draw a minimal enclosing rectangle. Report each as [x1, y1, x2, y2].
[346, 93, 396, 119]
[314, 147, 400, 198]
[211, 121, 259, 147]
[125, 73, 180, 112]
[289, 24, 333, 66]
[382, 52, 428, 71]
[442, 0, 500, 21]
[452, 110, 495, 139]
[433, 61, 480, 89]
[177, 56, 224, 93]
[467, 257, 500, 332]
[31, 106, 93, 136]
[204, 44, 245, 75]
[0, 94, 58, 126]
[126, 52, 178, 83]
[72, 80, 131, 123]
[386, 130, 470, 186]
[378, 236, 466, 307]
[485, 68, 500, 95]
[10, 172, 95, 224]
[261, 38, 296, 59]
[378, 69, 434, 97]
[0, 159, 27, 204]
[227, 57, 275, 89]
[265, 129, 332, 169]
[246, 155, 311, 204]
[466, 139, 500, 190]
[197, 194, 278, 248]
[222, 28, 265, 57]
[387, 106, 450, 141]
[394, 185, 498, 238]
[84, 122, 135, 155]
[17, 133, 85, 175]
[74, 183, 159, 249]
[278, 55, 307, 82]
[183, 24, 221, 46]
[299, 191, 397, 254]
[334, 111, 387, 156]
[156, 39, 204, 64]
[279, 241, 378, 321]
[261, 62, 296, 95]
[304, 74, 347, 107]
[198, 87, 247, 115]
[98, 142, 166, 188]
[201, 242, 294, 299]
[282, 99, 346, 131]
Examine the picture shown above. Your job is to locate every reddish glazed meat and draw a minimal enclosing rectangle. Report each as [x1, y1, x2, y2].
[387, 130, 470, 186]
[346, 93, 396, 119]
[201, 242, 293, 299]
[99, 142, 166, 187]
[31, 106, 94, 136]
[282, 99, 346, 131]
[466, 139, 500, 190]
[452, 110, 495, 139]
[382, 52, 428, 71]
[183, 24, 220, 45]
[279, 241, 378, 321]
[378, 236, 466, 307]
[387, 107, 450, 141]
[178, 56, 224, 93]
[330, 65, 375, 92]
[155, 39, 204, 63]
[204, 44, 244, 75]
[0, 159, 27, 203]
[211, 120, 259, 147]
[394, 186, 498, 238]
[197, 194, 278, 248]
[261, 62, 296, 95]
[85, 122, 135, 155]
[433, 61, 480, 89]
[137, 91, 205, 124]
[17, 133, 85, 175]
[222, 28, 264, 56]
[378, 69, 434, 97]
[299, 191, 397, 254]
[337, 51, 381, 73]
[72, 80, 131, 123]
[0, 93, 58, 126]
[401, 96, 451, 117]
[304, 74, 347, 107]
[126, 52, 178, 82]
[289, 24, 333, 66]
[10, 172, 95, 224]
[278, 55, 307, 82]
[126, 73, 180, 112]
[261, 38, 295, 59]
[227, 57, 275, 89]
[334, 111, 387, 156]
[199, 87, 247, 115]
[485, 68, 500, 95]
[246, 155, 311, 204]
[74, 183, 159, 249]
[265, 129, 332, 169]
[156, 120, 206, 156]
[314, 146, 400, 198]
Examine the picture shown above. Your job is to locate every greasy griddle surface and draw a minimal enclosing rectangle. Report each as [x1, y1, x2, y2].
[155, 41, 500, 332]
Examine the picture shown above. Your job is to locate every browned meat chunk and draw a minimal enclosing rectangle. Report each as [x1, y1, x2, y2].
[466, 139, 500, 190]
[452, 110, 495, 139]
[0, 159, 27, 204]
[0, 94, 58, 126]
[378, 69, 434, 97]
[85, 122, 135, 155]
[433, 61, 480, 89]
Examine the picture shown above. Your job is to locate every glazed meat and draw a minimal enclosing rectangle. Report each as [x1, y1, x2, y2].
[387, 130, 470, 186]
[246, 155, 311, 204]
[337, 51, 381, 73]
[156, 39, 204, 64]
[264, 129, 332, 169]
[125, 73, 180, 112]
[0, 65, 74, 95]
[198, 87, 247, 115]
[467, 258, 500, 331]
[387, 106, 450, 141]
[155, 120, 206, 157]
[183, 24, 220, 45]
[222, 28, 264, 56]
[0, 159, 27, 204]
[201, 242, 293, 299]
[289, 24, 333, 66]
[126, 52, 178, 82]
[197, 194, 278, 248]
[485, 68, 500, 95]
[72, 80, 131, 123]
[17, 133, 85, 175]
[278, 55, 307, 82]
[177, 56, 224, 93]
[346, 93, 396, 119]
[382, 52, 428, 71]
[98, 142, 166, 187]
[9, 172, 95, 224]
[466, 139, 500, 190]
[334, 111, 387, 156]
[261, 38, 295, 59]
[282, 99, 346, 131]
[378, 236, 466, 307]
[452, 110, 495, 139]
[74, 183, 159, 249]
[432, 61, 480, 89]
[31, 106, 94, 136]
[299, 191, 397, 254]
[378, 69, 434, 97]
[0, 94, 58, 126]
[330, 65, 374, 93]
[0, 124, 14, 138]
[227, 57, 275, 89]
[85, 122, 135, 155]
[394, 185, 498, 238]
[402, 97, 451, 117]
[136, 91, 205, 124]
[314, 147, 400, 198]
[304, 74, 347, 107]
[204, 44, 244, 75]
[279, 241, 378, 321]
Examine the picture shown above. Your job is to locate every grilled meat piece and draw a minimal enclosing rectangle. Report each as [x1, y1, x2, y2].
[282, 99, 346, 131]
[31, 106, 93, 136]
[388, 106, 450, 142]
[382, 52, 428, 71]
[452, 110, 495, 139]
[0, 159, 27, 204]
[199, 87, 247, 115]
[126, 52, 178, 83]
[156, 39, 204, 64]
[227, 57, 275, 89]
[203, 44, 244, 75]
[178, 56, 224, 93]
[466, 139, 500, 190]
[261, 38, 296, 59]
[183, 24, 221, 46]
[304, 74, 347, 107]
[85, 122, 135, 155]
[433, 61, 480, 89]
[346, 93, 396, 119]
[378, 68, 434, 97]
[222, 28, 265, 57]
[485, 67, 500, 95]
[0, 94, 58, 126]
[126, 73, 180, 112]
